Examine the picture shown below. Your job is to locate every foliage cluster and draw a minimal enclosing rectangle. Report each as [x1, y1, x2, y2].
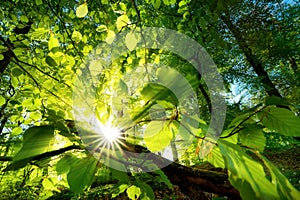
[0, 0, 299, 199]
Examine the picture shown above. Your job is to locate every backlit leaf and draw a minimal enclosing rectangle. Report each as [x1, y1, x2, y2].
[125, 31, 139, 51]
[116, 15, 130, 31]
[0, 96, 5, 106]
[11, 77, 18, 88]
[127, 185, 141, 200]
[96, 25, 107, 33]
[219, 140, 279, 199]
[112, 184, 129, 198]
[11, 127, 23, 136]
[76, 3, 88, 18]
[48, 33, 59, 51]
[13, 125, 55, 161]
[35, 0, 42, 6]
[71, 30, 82, 43]
[105, 30, 116, 44]
[205, 146, 225, 168]
[162, 0, 170, 5]
[144, 121, 172, 152]
[42, 177, 58, 190]
[140, 83, 178, 106]
[152, 0, 161, 9]
[259, 107, 300, 136]
[20, 15, 29, 23]
[31, 28, 49, 39]
[101, 0, 109, 4]
[67, 156, 97, 194]
[239, 124, 266, 151]
[56, 155, 75, 174]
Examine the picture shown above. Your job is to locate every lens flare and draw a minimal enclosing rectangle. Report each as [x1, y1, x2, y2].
[98, 123, 121, 143]
[79, 116, 125, 158]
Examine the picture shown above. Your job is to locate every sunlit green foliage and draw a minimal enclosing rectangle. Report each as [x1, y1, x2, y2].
[0, 0, 299, 199]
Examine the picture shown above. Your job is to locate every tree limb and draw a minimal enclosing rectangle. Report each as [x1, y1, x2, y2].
[1, 137, 240, 198]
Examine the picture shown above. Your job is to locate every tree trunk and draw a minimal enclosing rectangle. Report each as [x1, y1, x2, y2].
[221, 11, 282, 98]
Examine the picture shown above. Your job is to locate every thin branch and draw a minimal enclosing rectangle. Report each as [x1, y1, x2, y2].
[0, 156, 12, 162]
[45, 0, 84, 62]
[130, 0, 141, 24]
[11, 60, 72, 107]
[0, 145, 83, 163]
[220, 106, 266, 139]
[16, 59, 71, 89]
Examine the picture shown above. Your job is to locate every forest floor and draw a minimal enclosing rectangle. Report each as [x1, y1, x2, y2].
[264, 146, 300, 190]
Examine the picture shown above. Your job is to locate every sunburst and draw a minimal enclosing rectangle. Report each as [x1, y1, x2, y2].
[81, 116, 126, 161]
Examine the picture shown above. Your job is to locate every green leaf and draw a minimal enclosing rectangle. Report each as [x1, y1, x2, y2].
[162, 0, 170, 5]
[31, 28, 49, 39]
[154, 170, 173, 189]
[219, 140, 279, 199]
[112, 184, 129, 198]
[96, 25, 107, 33]
[30, 112, 42, 121]
[0, 54, 4, 60]
[56, 155, 74, 174]
[152, 0, 161, 9]
[0, 96, 5, 106]
[76, 2, 88, 18]
[140, 83, 178, 106]
[134, 180, 155, 200]
[42, 177, 58, 190]
[125, 31, 139, 51]
[116, 15, 130, 31]
[48, 33, 59, 51]
[11, 77, 18, 88]
[101, 0, 109, 4]
[144, 121, 172, 152]
[265, 96, 290, 107]
[205, 146, 225, 168]
[239, 124, 266, 151]
[12, 67, 23, 76]
[227, 112, 255, 129]
[67, 156, 97, 194]
[35, 0, 43, 6]
[11, 127, 23, 136]
[127, 185, 141, 200]
[20, 15, 29, 23]
[13, 125, 55, 161]
[71, 30, 82, 43]
[45, 55, 57, 67]
[179, 0, 187, 7]
[116, 78, 128, 94]
[13, 48, 24, 56]
[111, 168, 129, 183]
[105, 30, 116, 44]
[259, 153, 300, 200]
[259, 107, 300, 136]
[22, 98, 34, 108]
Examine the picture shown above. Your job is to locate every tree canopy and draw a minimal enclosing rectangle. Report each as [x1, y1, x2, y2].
[0, 0, 299, 199]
